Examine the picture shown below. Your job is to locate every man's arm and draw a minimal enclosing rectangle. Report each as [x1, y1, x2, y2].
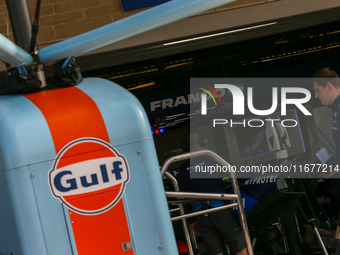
[324, 106, 340, 175]
[177, 164, 196, 224]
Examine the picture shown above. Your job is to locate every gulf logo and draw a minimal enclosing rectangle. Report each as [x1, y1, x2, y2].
[48, 137, 130, 215]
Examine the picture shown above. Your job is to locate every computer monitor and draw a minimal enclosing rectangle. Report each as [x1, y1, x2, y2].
[223, 109, 306, 165]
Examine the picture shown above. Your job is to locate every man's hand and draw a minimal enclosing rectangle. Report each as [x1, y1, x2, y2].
[191, 222, 201, 235]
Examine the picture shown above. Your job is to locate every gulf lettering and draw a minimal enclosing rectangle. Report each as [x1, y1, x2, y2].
[54, 161, 125, 193]
[80, 174, 99, 187]
[112, 161, 123, 180]
[100, 164, 109, 183]
[54, 171, 77, 192]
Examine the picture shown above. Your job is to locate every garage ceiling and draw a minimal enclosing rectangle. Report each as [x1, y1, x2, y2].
[73, 0, 340, 72]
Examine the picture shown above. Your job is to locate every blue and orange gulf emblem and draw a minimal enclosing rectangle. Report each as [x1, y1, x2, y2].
[48, 137, 130, 215]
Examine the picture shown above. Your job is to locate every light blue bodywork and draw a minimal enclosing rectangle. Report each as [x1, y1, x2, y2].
[0, 33, 33, 67]
[0, 78, 177, 255]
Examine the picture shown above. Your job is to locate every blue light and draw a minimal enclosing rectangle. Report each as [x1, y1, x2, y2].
[151, 130, 155, 135]
[160, 128, 165, 133]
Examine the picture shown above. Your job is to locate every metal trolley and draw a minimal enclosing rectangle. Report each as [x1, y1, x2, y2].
[161, 150, 254, 255]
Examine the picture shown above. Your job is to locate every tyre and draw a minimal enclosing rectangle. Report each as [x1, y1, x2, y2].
[282, 214, 304, 255]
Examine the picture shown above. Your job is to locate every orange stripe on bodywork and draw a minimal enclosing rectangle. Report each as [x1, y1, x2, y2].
[25, 87, 134, 255]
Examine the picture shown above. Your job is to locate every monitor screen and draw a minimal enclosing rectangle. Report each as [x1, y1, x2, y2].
[223, 109, 306, 165]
